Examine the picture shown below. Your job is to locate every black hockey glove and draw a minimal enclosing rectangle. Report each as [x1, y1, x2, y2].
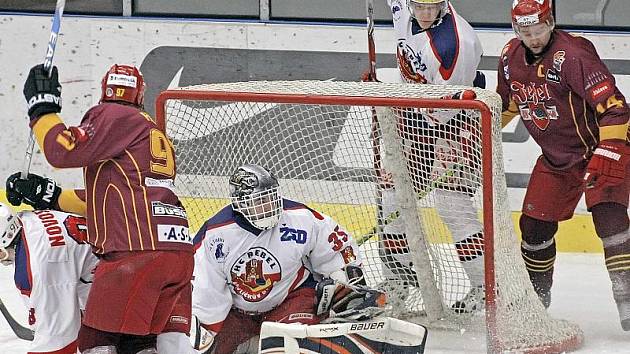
[23, 64, 62, 121]
[6, 172, 61, 210]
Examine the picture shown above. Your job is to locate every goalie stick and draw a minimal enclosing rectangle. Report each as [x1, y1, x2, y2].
[21, 0, 66, 181]
[0, 297, 34, 341]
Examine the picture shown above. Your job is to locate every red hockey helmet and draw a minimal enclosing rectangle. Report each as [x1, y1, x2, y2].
[511, 0, 553, 28]
[100, 64, 145, 107]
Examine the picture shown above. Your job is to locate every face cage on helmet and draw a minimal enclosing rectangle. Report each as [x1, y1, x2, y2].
[231, 187, 283, 230]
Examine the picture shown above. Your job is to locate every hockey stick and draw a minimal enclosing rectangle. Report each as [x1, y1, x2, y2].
[0, 297, 34, 341]
[365, 0, 377, 82]
[21, 0, 66, 180]
[356, 164, 460, 246]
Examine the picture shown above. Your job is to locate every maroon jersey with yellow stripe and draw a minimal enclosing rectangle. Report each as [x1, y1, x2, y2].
[31, 103, 192, 254]
[497, 30, 629, 169]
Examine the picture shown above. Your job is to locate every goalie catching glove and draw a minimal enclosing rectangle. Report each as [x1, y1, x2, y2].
[5, 172, 61, 210]
[189, 315, 217, 353]
[316, 265, 387, 323]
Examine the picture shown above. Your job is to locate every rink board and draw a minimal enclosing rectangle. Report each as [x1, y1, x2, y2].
[0, 192, 602, 253]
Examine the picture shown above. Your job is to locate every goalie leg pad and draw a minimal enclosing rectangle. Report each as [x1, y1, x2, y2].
[260, 317, 427, 354]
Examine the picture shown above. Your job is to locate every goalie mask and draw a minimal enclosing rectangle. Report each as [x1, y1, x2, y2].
[0, 203, 21, 263]
[229, 164, 282, 230]
[407, 0, 449, 30]
[100, 64, 146, 107]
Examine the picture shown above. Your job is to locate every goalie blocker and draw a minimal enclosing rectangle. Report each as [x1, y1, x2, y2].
[259, 317, 427, 354]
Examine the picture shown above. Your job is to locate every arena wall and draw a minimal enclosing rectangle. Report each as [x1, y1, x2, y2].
[2, 14, 629, 252]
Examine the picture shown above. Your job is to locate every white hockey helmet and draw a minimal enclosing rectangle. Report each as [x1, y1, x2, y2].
[0, 203, 21, 261]
[229, 164, 282, 230]
[407, 0, 450, 27]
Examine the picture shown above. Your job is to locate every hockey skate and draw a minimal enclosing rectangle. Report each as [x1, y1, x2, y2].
[452, 285, 485, 314]
[617, 301, 630, 331]
[610, 270, 630, 331]
[537, 288, 552, 309]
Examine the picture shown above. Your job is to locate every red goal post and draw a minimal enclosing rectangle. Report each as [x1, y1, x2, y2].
[156, 80, 582, 353]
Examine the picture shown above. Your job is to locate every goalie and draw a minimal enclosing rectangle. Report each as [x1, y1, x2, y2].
[189, 164, 426, 353]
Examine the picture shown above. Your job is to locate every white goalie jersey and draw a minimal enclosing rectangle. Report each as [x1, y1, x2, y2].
[387, 0, 482, 86]
[13, 210, 98, 353]
[192, 199, 362, 327]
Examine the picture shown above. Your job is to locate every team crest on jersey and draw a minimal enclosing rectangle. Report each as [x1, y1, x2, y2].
[398, 42, 427, 82]
[552, 51, 566, 72]
[230, 247, 282, 302]
[519, 102, 559, 130]
[510, 80, 558, 130]
[209, 237, 229, 263]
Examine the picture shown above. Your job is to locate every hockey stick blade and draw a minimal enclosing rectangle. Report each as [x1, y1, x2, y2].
[0, 297, 34, 341]
[21, 0, 66, 180]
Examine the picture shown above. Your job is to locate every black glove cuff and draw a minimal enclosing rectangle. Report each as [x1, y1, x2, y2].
[28, 103, 61, 122]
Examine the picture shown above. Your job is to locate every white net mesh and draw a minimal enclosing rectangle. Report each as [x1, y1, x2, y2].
[157, 80, 583, 353]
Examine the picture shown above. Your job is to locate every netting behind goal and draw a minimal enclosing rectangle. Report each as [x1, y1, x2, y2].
[156, 80, 583, 353]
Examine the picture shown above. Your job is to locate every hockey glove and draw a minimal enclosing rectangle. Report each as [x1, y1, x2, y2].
[585, 139, 630, 188]
[23, 64, 62, 122]
[6, 172, 61, 210]
[316, 264, 386, 322]
[189, 315, 216, 353]
[316, 279, 387, 323]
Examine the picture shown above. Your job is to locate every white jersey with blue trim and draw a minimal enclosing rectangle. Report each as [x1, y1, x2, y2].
[387, 0, 482, 86]
[191, 199, 362, 326]
[13, 210, 98, 353]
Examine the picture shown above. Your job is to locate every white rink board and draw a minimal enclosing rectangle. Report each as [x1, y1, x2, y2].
[0, 13, 629, 216]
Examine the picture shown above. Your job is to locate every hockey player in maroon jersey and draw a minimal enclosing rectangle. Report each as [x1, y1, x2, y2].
[497, 0, 630, 330]
[15, 63, 196, 352]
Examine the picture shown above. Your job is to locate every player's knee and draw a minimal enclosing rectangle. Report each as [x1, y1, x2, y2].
[591, 202, 629, 239]
[82, 347, 118, 354]
[519, 214, 558, 245]
[78, 325, 121, 353]
[119, 334, 157, 354]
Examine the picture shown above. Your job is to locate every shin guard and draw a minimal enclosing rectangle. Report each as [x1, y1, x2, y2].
[520, 215, 558, 308]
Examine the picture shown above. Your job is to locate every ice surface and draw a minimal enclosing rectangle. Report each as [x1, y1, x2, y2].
[0, 253, 627, 353]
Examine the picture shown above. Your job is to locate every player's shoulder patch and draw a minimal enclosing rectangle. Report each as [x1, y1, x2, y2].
[390, 0, 403, 20]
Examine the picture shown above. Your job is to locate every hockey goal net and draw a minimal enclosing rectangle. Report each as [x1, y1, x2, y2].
[156, 80, 582, 353]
